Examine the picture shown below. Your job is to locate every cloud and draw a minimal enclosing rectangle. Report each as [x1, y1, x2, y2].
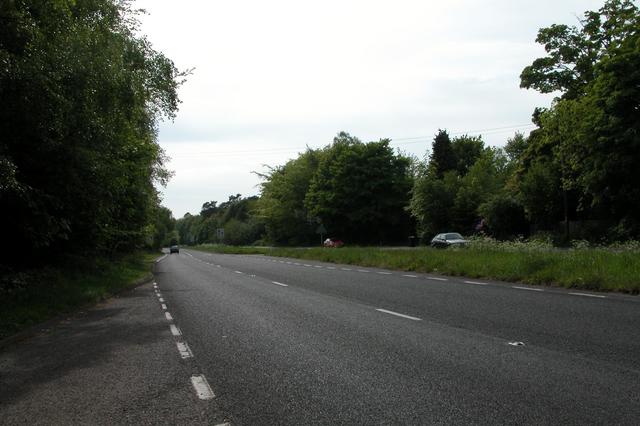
[136, 0, 604, 216]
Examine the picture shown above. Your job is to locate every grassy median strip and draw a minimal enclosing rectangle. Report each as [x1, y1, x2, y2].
[0, 252, 157, 341]
[193, 243, 640, 294]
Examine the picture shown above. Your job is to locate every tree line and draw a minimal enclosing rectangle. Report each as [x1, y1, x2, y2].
[1, 0, 183, 265]
[177, 0, 640, 246]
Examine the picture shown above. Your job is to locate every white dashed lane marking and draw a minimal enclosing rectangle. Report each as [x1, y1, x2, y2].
[377, 272, 392, 275]
[191, 375, 215, 400]
[161, 303, 167, 310]
[570, 292, 606, 299]
[376, 308, 422, 321]
[426, 277, 448, 281]
[403, 274, 418, 278]
[464, 280, 488, 286]
[170, 324, 182, 336]
[165, 312, 173, 321]
[512, 286, 544, 292]
[271, 281, 288, 287]
[177, 341, 194, 359]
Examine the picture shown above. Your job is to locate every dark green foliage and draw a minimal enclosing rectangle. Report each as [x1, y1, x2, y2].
[408, 171, 459, 239]
[429, 129, 456, 178]
[0, 0, 182, 264]
[258, 149, 321, 245]
[409, 133, 511, 239]
[520, 0, 640, 100]
[149, 206, 176, 250]
[517, 160, 564, 226]
[304, 133, 414, 244]
[451, 135, 485, 176]
[256, 132, 414, 245]
[175, 195, 265, 246]
[518, 0, 640, 238]
[479, 194, 528, 239]
[504, 132, 528, 165]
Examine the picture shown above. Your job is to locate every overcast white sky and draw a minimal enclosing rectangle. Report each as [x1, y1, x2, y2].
[134, 0, 604, 218]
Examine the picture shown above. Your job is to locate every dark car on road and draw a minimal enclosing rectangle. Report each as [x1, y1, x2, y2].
[169, 245, 180, 254]
[430, 232, 467, 248]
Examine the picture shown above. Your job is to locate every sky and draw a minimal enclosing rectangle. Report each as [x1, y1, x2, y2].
[133, 0, 604, 218]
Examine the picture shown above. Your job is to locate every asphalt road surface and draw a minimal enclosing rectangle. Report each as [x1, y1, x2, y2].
[2, 249, 639, 425]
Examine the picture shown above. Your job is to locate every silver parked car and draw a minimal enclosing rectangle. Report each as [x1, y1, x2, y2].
[430, 232, 467, 248]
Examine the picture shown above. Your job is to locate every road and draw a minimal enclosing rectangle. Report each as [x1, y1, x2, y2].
[1, 249, 639, 425]
[153, 249, 640, 425]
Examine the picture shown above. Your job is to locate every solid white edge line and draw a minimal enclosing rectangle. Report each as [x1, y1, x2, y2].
[177, 341, 194, 359]
[170, 324, 182, 336]
[376, 308, 422, 321]
[165, 312, 173, 321]
[464, 280, 488, 286]
[513, 286, 544, 292]
[191, 375, 215, 400]
[272, 281, 289, 287]
[569, 292, 606, 299]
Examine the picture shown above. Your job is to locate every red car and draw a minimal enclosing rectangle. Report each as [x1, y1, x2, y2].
[323, 238, 344, 248]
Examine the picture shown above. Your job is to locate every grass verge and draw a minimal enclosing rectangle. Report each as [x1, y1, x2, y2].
[192, 244, 639, 294]
[0, 251, 158, 341]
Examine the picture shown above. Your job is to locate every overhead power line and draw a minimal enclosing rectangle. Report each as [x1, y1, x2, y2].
[167, 123, 536, 158]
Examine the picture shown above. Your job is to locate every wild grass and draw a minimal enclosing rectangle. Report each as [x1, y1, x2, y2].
[193, 241, 640, 294]
[0, 252, 157, 341]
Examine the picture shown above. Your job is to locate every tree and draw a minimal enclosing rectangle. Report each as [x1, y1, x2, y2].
[0, 0, 183, 263]
[408, 171, 459, 239]
[305, 132, 413, 244]
[200, 201, 219, 218]
[517, 0, 640, 239]
[429, 129, 456, 178]
[517, 160, 564, 227]
[451, 135, 485, 176]
[150, 206, 176, 250]
[520, 0, 640, 100]
[451, 148, 508, 232]
[479, 195, 528, 239]
[504, 132, 528, 165]
[257, 149, 321, 245]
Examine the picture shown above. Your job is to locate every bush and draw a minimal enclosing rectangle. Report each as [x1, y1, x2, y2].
[479, 194, 528, 239]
